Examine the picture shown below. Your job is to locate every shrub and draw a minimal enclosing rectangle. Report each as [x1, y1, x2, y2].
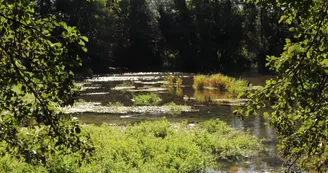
[133, 93, 162, 106]
[0, 119, 263, 172]
[228, 79, 249, 96]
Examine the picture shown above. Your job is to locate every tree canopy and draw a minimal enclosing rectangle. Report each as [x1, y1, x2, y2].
[0, 0, 92, 165]
[33, 0, 290, 74]
[236, 0, 328, 171]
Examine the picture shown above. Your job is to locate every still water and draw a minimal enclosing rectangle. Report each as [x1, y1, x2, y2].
[74, 72, 283, 172]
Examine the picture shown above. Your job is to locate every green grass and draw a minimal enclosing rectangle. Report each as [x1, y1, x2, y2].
[133, 93, 162, 106]
[0, 119, 263, 172]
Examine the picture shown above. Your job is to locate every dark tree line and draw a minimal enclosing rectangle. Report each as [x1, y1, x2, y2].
[33, 0, 290, 74]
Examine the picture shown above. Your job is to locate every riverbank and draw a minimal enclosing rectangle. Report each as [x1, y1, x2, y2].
[0, 119, 263, 172]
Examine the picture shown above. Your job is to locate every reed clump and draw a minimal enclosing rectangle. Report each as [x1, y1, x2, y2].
[193, 73, 248, 95]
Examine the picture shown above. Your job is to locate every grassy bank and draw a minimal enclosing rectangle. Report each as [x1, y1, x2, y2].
[193, 74, 249, 95]
[0, 119, 263, 173]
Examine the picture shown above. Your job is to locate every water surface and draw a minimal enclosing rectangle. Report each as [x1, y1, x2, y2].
[75, 72, 282, 172]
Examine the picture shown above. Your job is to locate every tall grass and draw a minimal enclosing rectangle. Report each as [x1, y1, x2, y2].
[193, 75, 207, 89]
[193, 73, 249, 96]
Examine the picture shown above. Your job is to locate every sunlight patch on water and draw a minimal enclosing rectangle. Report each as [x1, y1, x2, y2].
[86, 76, 162, 82]
[127, 87, 167, 92]
[112, 86, 135, 90]
[80, 86, 101, 91]
[61, 102, 196, 114]
[82, 92, 108, 95]
[134, 81, 165, 85]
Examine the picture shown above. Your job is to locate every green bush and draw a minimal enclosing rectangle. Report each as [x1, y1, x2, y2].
[228, 79, 249, 96]
[0, 119, 263, 173]
[133, 93, 162, 106]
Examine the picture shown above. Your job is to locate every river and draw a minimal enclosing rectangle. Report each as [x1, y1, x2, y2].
[74, 72, 283, 172]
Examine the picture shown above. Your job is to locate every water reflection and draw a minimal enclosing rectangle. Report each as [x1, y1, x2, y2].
[193, 89, 233, 103]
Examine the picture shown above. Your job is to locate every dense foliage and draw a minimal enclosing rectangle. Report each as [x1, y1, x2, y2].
[0, 0, 92, 165]
[236, 0, 328, 171]
[32, 0, 289, 74]
[0, 119, 262, 172]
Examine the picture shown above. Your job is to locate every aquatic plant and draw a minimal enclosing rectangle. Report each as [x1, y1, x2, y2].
[209, 74, 232, 91]
[164, 74, 174, 85]
[228, 79, 249, 96]
[164, 102, 184, 114]
[133, 93, 162, 106]
[0, 119, 263, 172]
[193, 74, 249, 95]
[193, 75, 207, 90]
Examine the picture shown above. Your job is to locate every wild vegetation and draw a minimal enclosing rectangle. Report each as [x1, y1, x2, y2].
[1, 0, 328, 172]
[133, 93, 162, 106]
[0, 0, 92, 165]
[0, 119, 262, 172]
[235, 0, 328, 171]
[193, 74, 249, 95]
[32, 0, 289, 74]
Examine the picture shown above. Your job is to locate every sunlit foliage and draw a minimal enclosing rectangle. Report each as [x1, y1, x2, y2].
[237, 0, 328, 171]
[0, 0, 92, 166]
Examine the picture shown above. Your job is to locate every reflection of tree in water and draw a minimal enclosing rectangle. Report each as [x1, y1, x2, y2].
[175, 87, 183, 97]
[165, 85, 183, 97]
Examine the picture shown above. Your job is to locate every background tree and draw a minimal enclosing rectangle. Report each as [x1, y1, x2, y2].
[236, 0, 328, 171]
[0, 0, 92, 165]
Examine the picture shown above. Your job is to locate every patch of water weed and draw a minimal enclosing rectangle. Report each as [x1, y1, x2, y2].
[0, 119, 263, 172]
[163, 102, 184, 114]
[133, 93, 162, 106]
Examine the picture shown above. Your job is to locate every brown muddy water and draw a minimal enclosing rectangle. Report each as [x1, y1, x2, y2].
[73, 72, 283, 173]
